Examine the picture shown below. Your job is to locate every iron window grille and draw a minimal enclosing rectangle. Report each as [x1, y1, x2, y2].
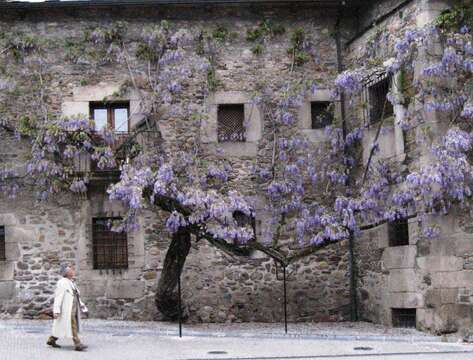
[0, 226, 5, 261]
[217, 104, 246, 142]
[363, 72, 394, 125]
[388, 218, 409, 247]
[392, 308, 416, 328]
[311, 101, 333, 129]
[92, 217, 128, 270]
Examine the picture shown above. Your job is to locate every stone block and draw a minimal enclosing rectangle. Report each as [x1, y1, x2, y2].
[0, 261, 14, 281]
[382, 245, 416, 269]
[454, 235, 473, 256]
[78, 280, 107, 298]
[388, 292, 422, 308]
[0, 214, 17, 226]
[61, 101, 89, 118]
[203, 142, 258, 158]
[106, 280, 145, 299]
[4, 242, 20, 260]
[417, 236, 456, 257]
[72, 83, 121, 101]
[387, 269, 417, 292]
[431, 271, 473, 289]
[440, 288, 458, 304]
[362, 125, 403, 165]
[0, 281, 16, 299]
[5, 227, 28, 245]
[416, 256, 463, 272]
[425, 289, 441, 308]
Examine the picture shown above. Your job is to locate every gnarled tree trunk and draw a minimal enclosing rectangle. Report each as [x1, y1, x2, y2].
[155, 227, 191, 320]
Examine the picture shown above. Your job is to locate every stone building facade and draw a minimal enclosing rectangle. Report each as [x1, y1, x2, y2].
[0, 0, 471, 335]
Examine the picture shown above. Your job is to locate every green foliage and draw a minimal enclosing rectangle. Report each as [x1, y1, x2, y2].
[136, 42, 159, 62]
[436, 5, 472, 32]
[1, 32, 38, 61]
[207, 67, 220, 92]
[293, 51, 310, 66]
[64, 38, 86, 63]
[136, 22, 171, 63]
[87, 21, 128, 45]
[246, 20, 285, 42]
[251, 43, 263, 55]
[195, 30, 222, 91]
[287, 28, 310, 66]
[246, 20, 285, 55]
[17, 116, 37, 137]
[398, 67, 415, 107]
[212, 25, 229, 43]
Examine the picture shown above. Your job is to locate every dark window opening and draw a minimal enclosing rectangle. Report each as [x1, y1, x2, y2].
[368, 75, 393, 124]
[0, 226, 5, 261]
[90, 102, 130, 133]
[392, 308, 416, 328]
[217, 104, 245, 142]
[388, 218, 409, 247]
[92, 217, 128, 270]
[233, 210, 254, 227]
[311, 101, 333, 129]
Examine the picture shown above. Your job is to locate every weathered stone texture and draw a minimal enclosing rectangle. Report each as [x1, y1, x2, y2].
[0, 3, 349, 323]
[1, 0, 472, 335]
[350, 0, 473, 335]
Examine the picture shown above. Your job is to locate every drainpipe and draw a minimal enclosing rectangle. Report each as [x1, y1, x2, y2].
[335, 5, 358, 322]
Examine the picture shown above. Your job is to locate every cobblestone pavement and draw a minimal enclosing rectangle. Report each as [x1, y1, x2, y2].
[1, 319, 473, 360]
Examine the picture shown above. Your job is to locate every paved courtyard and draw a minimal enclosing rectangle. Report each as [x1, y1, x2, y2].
[1, 319, 473, 360]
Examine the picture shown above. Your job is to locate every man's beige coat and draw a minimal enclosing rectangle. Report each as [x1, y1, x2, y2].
[51, 277, 82, 339]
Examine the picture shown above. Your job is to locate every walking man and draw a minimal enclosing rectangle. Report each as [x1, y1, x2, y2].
[47, 264, 88, 351]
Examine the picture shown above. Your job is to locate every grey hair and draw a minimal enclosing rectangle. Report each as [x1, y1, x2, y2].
[60, 264, 71, 277]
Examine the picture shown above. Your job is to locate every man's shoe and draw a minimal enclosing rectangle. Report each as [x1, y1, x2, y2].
[74, 344, 88, 351]
[46, 338, 61, 348]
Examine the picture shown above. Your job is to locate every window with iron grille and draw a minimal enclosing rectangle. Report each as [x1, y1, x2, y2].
[392, 308, 416, 328]
[388, 218, 409, 247]
[311, 101, 333, 129]
[90, 102, 130, 133]
[92, 217, 128, 270]
[368, 74, 394, 124]
[0, 226, 5, 261]
[217, 104, 246, 142]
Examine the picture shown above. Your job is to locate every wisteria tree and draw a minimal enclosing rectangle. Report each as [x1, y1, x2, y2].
[1, 4, 472, 320]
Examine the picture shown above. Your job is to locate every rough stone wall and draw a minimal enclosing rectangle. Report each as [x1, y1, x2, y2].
[0, 3, 351, 323]
[346, 0, 473, 335]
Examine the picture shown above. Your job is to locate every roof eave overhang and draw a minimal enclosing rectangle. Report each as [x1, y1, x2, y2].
[0, 0, 354, 10]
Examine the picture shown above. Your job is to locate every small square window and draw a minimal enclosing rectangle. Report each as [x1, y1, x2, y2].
[311, 102, 333, 129]
[217, 104, 245, 142]
[92, 217, 128, 270]
[388, 218, 409, 247]
[90, 102, 129, 133]
[368, 75, 393, 124]
[392, 308, 416, 328]
[0, 226, 5, 261]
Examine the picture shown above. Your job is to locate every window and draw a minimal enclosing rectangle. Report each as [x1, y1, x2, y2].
[388, 218, 409, 247]
[90, 102, 129, 133]
[0, 226, 5, 261]
[217, 104, 245, 142]
[311, 101, 333, 129]
[92, 218, 128, 270]
[392, 308, 416, 328]
[368, 74, 393, 124]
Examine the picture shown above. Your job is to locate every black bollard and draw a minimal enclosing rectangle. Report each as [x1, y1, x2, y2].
[283, 265, 288, 334]
[178, 273, 182, 338]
